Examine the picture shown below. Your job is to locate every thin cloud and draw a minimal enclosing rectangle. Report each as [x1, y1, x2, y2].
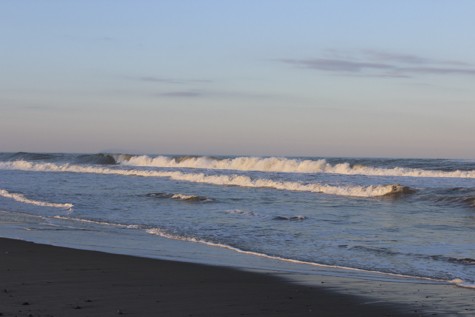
[155, 89, 276, 100]
[281, 50, 475, 78]
[282, 58, 392, 72]
[360, 50, 469, 66]
[135, 76, 213, 85]
[363, 51, 430, 64]
[401, 66, 475, 76]
[157, 91, 204, 98]
[139, 77, 183, 84]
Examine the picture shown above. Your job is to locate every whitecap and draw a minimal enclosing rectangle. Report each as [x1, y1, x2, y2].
[0, 188, 73, 210]
[0, 161, 411, 198]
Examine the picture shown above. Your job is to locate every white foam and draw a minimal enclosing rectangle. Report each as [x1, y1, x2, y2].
[171, 193, 195, 200]
[451, 278, 475, 289]
[0, 161, 404, 197]
[117, 155, 331, 173]
[0, 189, 73, 210]
[115, 155, 475, 178]
[274, 215, 306, 221]
[145, 227, 452, 284]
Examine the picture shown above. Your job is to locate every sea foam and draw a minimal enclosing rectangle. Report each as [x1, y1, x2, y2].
[0, 161, 407, 198]
[0, 189, 73, 210]
[115, 155, 475, 178]
[144, 227, 456, 285]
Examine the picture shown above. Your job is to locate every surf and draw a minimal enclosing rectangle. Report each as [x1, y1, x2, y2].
[115, 154, 475, 178]
[0, 161, 409, 198]
[0, 188, 73, 210]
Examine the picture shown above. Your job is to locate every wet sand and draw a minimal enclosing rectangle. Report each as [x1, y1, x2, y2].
[0, 237, 424, 316]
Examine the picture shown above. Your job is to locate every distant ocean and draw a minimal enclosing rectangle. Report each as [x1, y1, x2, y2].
[1, 152, 474, 288]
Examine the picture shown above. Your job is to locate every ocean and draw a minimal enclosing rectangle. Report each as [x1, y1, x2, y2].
[1, 152, 474, 288]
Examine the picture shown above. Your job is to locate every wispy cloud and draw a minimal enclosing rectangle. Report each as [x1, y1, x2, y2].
[281, 50, 475, 78]
[282, 59, 392, 72]
[155, 89, 274, 100]
[139, 77, 183, 84]
[133, 76, 213, 85]
[157, 90, 204, 98]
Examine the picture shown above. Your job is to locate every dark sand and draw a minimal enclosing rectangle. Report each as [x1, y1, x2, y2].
[0, 237, 443, 316]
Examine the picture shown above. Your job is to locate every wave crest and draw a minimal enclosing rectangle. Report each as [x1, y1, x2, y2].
[0, 189, 73, 210]
[115, 155, 475, 178]
[75, 153, 117, 165]
[0, 161, 409, 198]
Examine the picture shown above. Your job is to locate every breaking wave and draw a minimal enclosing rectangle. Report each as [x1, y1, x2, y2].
[115, 155, 475, 178]
[0, 189, 73, 210]
[0, 161, 410, 198]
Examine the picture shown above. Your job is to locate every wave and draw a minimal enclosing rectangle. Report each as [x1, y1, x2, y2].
[418, 188, 475, 209]
[435, 195, 475, 209]
[0, 152, 117, 165]
[273, 215, 306, 221]
[144, 227, 475, 287]
[5, 152, 60, 161]
[74, 153, 117, 165]
[0, 189, 73, 210]
[115, 155, 475, 178]
[146, 192, 213, 202]
[432, 255, 475, 266]
[0, 161, 410, 198]
[347, 245, 475, 268]
[4, 153, 475, 178]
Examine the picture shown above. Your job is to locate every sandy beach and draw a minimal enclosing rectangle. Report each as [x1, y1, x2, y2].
[2, 0, 475, 315]
[0, 237, 424, 317]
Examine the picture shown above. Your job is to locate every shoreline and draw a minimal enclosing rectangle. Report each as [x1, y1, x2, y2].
[0, 237, 426, 317]
[1, 224, 475, 316]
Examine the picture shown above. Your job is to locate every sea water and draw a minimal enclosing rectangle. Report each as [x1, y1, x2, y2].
[0, 152, 474, 288]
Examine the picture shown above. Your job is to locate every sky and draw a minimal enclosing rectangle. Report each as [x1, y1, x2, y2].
[1, 0, 474, 158]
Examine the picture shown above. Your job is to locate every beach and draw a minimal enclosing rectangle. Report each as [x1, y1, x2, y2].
[0, 237, 426, 317]
[1, 154, 475, 316]
[3, 0, 475, 315]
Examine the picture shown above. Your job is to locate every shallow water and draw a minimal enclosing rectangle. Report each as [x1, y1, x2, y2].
[0, 152, 474, 288]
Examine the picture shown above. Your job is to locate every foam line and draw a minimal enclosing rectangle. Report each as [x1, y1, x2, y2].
[145, 227, 464, 286]
[0, 189, 73, 210]
[115, 155, 475, 178]
[0, 161, 406, 198]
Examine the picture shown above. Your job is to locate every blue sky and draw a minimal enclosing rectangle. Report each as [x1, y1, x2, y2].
[1, 1, 474, 158]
